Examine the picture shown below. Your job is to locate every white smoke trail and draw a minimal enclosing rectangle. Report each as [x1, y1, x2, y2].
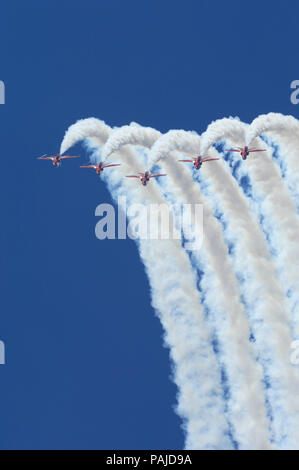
[148, 130, 200, 169]
[59, 115, 299, 449]
[201, 118, 299, 447]
[149, 130, 273, 449]
[247, 113, 299, 208]
[201, 117, 299, 330]
[200, 117, 245, 156]
[60, 117, 111, 155]
[102, 124, 161, 161]
[227, 131, 299, 339]
[60, 118, 233, 450]
[194, 146, 297, 447]
[105, 126, 275, 448]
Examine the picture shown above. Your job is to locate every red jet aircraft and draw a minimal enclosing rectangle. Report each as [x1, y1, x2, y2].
[80, 161, 121, 175]
[178, 155, 219, 170]
[225, 146, 266, 160]
[126, 171, 166, 186]
[38, 154, 79, 166]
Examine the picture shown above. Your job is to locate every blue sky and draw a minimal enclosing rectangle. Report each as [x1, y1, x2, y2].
[0, 0, 298, 449]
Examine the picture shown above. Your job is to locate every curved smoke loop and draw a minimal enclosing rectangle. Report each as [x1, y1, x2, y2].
[60, 112, 299, 450]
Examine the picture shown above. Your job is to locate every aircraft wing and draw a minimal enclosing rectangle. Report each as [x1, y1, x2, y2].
[80, 165, 97, 168]
[60, 155, 79, 159]
[249, 149, 266, 152]
[149, 174, 167, 178]
[178, 159, 194, 162]
[38, 156, 53, 160]
[103, 164, 121, 168]
[225, 149, 240, 152]
[126, 175, 140, 178]
[202, 158, 220, 162]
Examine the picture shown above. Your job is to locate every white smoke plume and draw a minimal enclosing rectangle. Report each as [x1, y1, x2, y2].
[148, 130, 275, 449]
[200, 117, 299, 333]
[103, 126, 273, 449]
[247, 113, 299, 207]
[102, 124, 161, 161]
[201, 117, 299, 447]
[60, 117, 111, 155]
[200, 117, 245, 156]
[236, 137, 299, 341]
[60, 118, 233, 450]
